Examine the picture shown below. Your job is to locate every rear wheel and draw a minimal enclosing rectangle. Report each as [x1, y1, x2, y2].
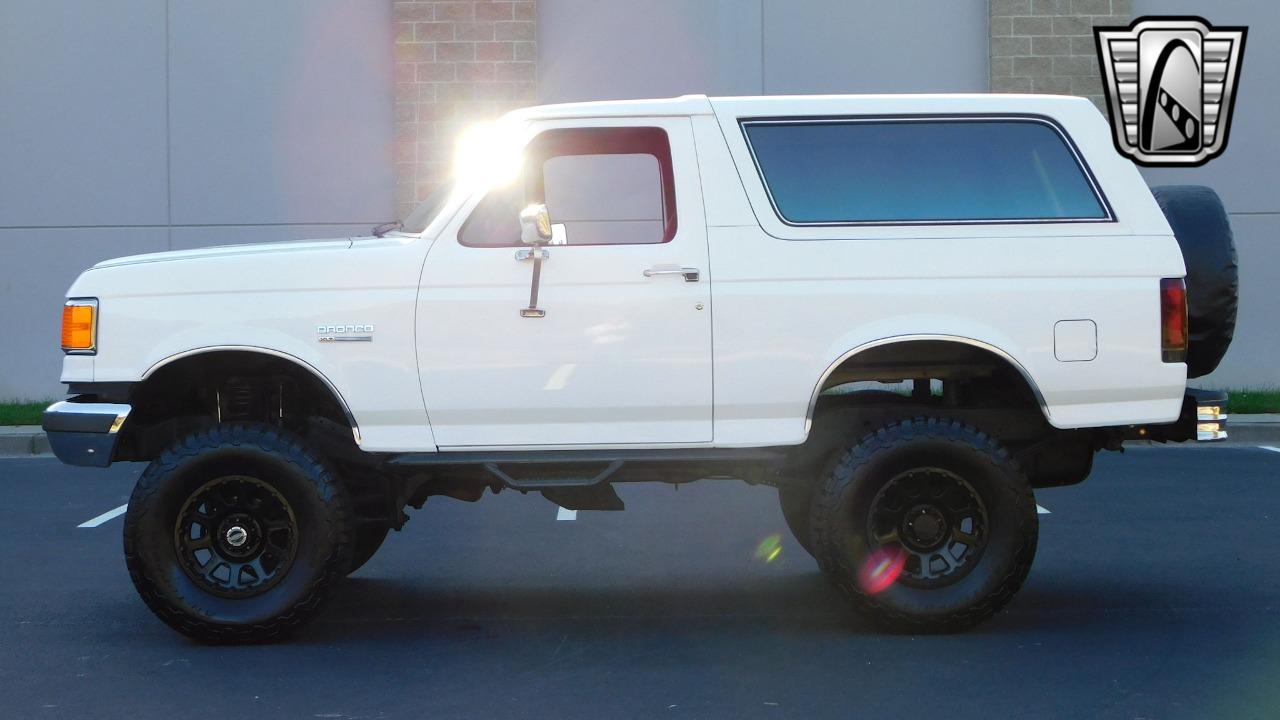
[123, 423, 353, 643]
[811, 418, 1037, 632]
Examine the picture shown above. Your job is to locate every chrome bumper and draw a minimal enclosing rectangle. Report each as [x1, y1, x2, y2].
[42, 400, 131, 467]
[1195, 393, 1228, 441]
[1127, 389, 1227, 443]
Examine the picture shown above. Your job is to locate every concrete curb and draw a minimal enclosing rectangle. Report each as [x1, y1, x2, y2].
[3, 416, 1280, 458]
[0, 426, 45, 457]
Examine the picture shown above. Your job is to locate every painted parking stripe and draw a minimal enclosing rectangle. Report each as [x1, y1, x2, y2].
[1036, 504, 1051, 515]
[556, 507, 577, 521]
[1259, 446, 1280, 454]
[78, 504, 128, 528]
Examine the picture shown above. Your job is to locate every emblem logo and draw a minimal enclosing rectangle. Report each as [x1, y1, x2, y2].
[317, 324, 374, 343]
[1094, 16, 1246, 166]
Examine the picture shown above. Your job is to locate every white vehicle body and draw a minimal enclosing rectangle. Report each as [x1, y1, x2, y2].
[59, 93, 1187, 454]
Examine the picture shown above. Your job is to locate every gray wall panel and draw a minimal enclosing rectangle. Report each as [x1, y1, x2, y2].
[168, 0, 395, 225]
[0, 1, 398, 399]
[762, 0, 988, 94]
[0, 229, 169, 400]
[1193, 214, 1280, 389]
[0, 0, 168, 227]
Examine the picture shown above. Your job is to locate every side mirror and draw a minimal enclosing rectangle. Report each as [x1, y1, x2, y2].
[519, 203, 552, 245]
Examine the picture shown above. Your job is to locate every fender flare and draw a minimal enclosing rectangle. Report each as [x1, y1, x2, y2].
[142, 345, 362, 444]
[803, 334, 1052, 436]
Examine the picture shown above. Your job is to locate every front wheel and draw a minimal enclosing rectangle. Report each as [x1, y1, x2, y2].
[811, 418, 1037, 633]
[123, 424, 353, 643]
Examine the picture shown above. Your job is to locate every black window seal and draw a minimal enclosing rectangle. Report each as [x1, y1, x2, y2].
[737, 113, 1117, 227]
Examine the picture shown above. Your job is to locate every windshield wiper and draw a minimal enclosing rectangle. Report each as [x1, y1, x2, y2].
[371, 220, 402, 238]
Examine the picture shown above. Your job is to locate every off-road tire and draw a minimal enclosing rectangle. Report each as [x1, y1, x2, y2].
[123, 423, 353, 643]
[811, 418, 1037, 633]
[781, 390, 913, 558]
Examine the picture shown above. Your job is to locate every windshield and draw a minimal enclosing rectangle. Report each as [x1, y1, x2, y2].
[402, 182, 456, 233]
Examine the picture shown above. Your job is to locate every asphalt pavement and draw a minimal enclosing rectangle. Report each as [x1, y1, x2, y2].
[1, 447, 1278, 719]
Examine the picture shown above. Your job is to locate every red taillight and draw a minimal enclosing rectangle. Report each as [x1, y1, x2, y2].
[1161, 278, 1188, 363]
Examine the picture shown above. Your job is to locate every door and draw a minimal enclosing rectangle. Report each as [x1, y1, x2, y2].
[417, 117, 712, 448]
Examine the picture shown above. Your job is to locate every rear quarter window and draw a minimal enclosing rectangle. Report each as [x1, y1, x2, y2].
[741, 117, 1111, 225]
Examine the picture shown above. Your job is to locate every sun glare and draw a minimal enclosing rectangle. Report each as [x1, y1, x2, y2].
[453, 121, 524, 189]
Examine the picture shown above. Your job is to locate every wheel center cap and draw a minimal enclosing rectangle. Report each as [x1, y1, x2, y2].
[225, 525, 249, 548]
[902, 505, 949, 550]
[913, 514, 940, 539]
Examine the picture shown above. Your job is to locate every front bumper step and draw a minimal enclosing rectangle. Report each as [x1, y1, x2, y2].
[42, 399, 131, 467]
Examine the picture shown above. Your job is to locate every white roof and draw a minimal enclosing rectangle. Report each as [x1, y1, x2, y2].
[507, 93, 1099, 121]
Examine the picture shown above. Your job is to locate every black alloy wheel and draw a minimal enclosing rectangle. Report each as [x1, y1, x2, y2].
[175, 475, 299, 597]
[866, 467, 988, 588]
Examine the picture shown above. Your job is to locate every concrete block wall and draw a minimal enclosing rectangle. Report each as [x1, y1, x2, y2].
[989, 0, 1133, 110]
[392, 0, 537, 219]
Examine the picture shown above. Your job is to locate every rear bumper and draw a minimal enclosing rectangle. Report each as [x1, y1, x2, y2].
[1191, 389, 1228, 441]
[1130, 388, 1227, 443]
[42, 399, 131, 467]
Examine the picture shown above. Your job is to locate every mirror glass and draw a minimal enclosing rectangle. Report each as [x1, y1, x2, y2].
[520, 203, 552, 245]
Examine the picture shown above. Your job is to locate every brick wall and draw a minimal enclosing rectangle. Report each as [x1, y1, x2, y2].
[393, 1, 536, 219]
[989, 0, 1132, 111]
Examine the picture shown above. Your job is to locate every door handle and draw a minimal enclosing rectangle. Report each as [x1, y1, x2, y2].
[643, 267, 700, 282]
[515, 247, 550, 261]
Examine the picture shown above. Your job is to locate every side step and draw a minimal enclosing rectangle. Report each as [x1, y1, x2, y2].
[388, 447, 788, 490]
[542, 484, 625, 511]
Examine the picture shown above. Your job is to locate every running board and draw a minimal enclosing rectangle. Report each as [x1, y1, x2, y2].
[387, 447, 788, 489]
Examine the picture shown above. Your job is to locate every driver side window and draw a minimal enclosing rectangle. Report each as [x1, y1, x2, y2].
[459, 126, 677, 247]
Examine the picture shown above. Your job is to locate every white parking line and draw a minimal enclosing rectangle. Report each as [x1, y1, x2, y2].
[1259, 446, 1280, 454]
[556, 507, 577, 521]
[1036, 504, 1051, 515]
[78, 504, 128, 528]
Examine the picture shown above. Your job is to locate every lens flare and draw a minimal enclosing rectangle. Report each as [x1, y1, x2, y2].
[754, 534, 783, 564]
[858, 545, 907, 594]
[453, 120, 524, 189]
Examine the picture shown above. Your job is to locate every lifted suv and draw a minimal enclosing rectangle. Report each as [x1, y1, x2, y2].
[44, 94, 1237, 642]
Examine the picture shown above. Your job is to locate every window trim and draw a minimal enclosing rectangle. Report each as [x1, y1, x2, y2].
[457, 125, 678, 248]
[738, 114, 1116, 227]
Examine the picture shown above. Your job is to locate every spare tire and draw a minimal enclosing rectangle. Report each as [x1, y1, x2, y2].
[1151, 185, 1238, 378]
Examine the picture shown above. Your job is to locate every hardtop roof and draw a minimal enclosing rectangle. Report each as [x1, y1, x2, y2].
[506, 93, 1098, 122]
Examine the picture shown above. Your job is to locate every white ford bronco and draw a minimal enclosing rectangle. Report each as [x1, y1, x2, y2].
[44, 94, 1237, 642]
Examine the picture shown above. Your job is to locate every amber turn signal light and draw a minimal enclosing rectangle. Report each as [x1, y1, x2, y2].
[61, 299, 98, 354]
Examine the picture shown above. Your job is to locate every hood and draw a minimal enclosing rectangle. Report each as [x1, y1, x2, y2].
[92, 238, 354, 269]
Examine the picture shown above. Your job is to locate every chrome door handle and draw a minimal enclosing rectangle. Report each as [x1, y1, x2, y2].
[515, 247, 550, 261]
[643, 267, 700, 282]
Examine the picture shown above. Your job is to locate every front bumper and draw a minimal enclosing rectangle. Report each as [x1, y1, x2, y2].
[42, 399, 131, 467]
